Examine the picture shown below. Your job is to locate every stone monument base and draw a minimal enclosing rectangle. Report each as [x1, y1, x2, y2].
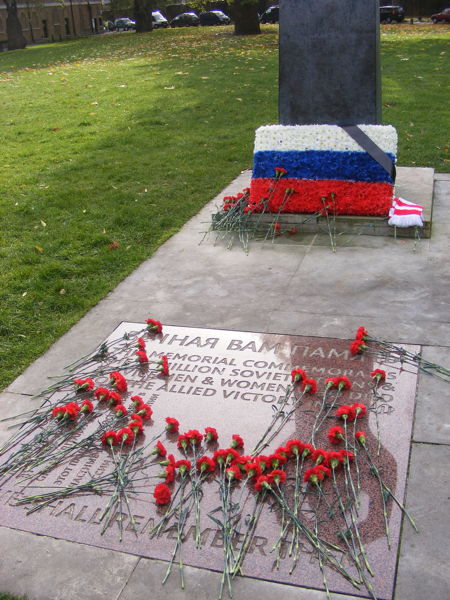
[215, 167, 433, 239]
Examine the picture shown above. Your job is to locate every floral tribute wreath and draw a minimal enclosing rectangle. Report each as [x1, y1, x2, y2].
[4, 322, 449, 599]
[248, 124, 398, 217]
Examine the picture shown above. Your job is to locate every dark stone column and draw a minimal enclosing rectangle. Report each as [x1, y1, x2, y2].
[279, 0, 381, 125]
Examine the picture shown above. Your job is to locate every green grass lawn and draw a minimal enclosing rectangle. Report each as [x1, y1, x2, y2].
[0, 24, 449, 390]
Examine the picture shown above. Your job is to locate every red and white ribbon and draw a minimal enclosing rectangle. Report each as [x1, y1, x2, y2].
[388, 197, 424, 227]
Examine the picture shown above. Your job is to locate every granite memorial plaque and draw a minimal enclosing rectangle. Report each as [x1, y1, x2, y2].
[0, 324, 419, 599]
[279, 0, 381, 125]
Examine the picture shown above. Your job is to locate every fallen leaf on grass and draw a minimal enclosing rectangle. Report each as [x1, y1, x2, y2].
[40, 220, 47, 227]
[59, 289, 66, 295]
[108, 241, 121, 250]
[34, 245, 44, 253]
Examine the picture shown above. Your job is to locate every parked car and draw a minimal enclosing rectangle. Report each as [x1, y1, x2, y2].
[152, 10, 169, 28]
[431, 8, 450, 23]
[379, 6, 405, 23]
[260, 5, 279, 24]
[170, 12, 200, 27]
[199, 10, 231, 26]
[114, 18, 136, 31]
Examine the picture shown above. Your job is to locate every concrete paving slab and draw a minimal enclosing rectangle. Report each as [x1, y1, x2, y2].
[394, 442, 450, 600]
[266, 311, 450, 347]
[413, 346, 450, 445]
[118, 557, 361, 600]
[0, 526, 139, 600]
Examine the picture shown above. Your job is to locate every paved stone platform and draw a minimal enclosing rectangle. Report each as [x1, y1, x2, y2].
[0, 171, 449, 600]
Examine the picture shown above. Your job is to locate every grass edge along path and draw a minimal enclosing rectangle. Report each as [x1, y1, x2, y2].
[0, 24, 449, 391]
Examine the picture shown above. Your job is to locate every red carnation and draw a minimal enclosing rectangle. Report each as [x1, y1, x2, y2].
[274, 166, 288, 177]
[255, 455, 269, 472]
[153, 483, 171, 505]
[244, 462, 262, 479]
[355, 431, 366, 445]
[136, 404, 153, 420]
[205, 427, 218, 442]
[337, 376, 352, 390]
[352, 403, 367, 418]
[159, 356, 170, 376]
[64, 402, 80, 420]
[95, 387, 110, 402]
[113, 404, 128, 417]
[370, 369, 386, 382]
[301, 443, 314, 458]
[304, 466, 327, 484]
[80, 400, 94, 414]
[267, 469, 287, 485]
[109, 371, 128, 392]
[355, 326, 369, 340]
[213, 448, 239, 467]
[131, 395, 144, 408]
[74, 377, 95, 391]
[101, 430, 118, 446]
[350, 340, 366, 355]
[152, 440, 167, 457]
[197, 456, 215, 474]
[268, 453, 287, 469]
[311, 448, 329, 464]
[336, 404, 356, 422]
[146, 318, 163, 333]
[302, 378, 317, 393]
[340, 449, 355, 464]
[328, 451, 344, 469]
[175, 459, 192, 475]
[117, 427, 134, 445]
[177, 434, 188, 451]
[52, 406, 66, 420]
[231, 434, 244, 449]
[164, 465, 176, 484]
[285, 439, 305, 457]
[136, 350, 149, 364]
[325, 377, 340, 389]
[291, 368, 307, 383]
[136, 337, 146, 349]
[129, 420, 144, 435]
[130, 413, 143, 425]
[165, 417, 179, 433]
[108, 391, 122, 406]
[226, 464, 243, 481]
[186, 429, 203, 446]
[327, 426, 344, 445]
[254, 475, 271, 492]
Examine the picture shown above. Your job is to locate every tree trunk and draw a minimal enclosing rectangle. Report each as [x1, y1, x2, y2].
[134, 0, 153, 33]
[5, 0, 27, 50]
[232, 1, 261, 35]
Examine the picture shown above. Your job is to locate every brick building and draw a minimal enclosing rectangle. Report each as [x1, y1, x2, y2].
[0, 0, 107, 47]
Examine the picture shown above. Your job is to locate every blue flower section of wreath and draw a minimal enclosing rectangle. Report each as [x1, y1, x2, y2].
[252, 150, 395, 184]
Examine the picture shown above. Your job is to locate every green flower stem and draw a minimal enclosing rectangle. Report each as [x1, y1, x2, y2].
[310, 386, 341, 446]
[231, 492, 266, 578]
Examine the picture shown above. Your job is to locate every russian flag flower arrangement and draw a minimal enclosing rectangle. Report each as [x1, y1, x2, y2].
[249, 124, 398, 216]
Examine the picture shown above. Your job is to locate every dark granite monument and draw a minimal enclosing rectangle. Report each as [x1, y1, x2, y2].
[279, 0, 381, 125]
[0, 324, 419, 599]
